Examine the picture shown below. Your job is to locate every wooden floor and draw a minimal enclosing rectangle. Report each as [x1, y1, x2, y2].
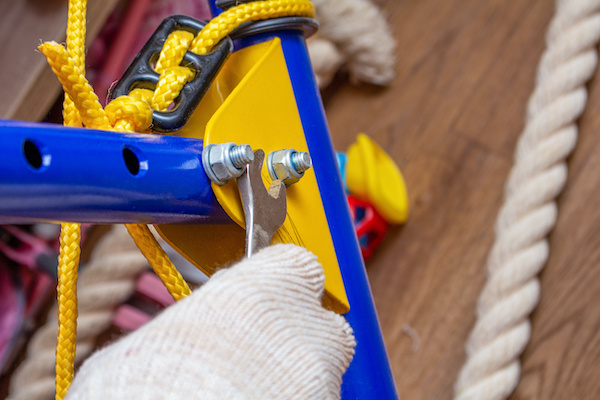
[323, 0, 600, 398]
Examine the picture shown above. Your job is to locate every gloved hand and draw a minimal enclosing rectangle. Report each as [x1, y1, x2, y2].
[65, 244, 356, 400]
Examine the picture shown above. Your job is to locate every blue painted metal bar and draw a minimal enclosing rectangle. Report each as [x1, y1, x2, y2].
[0, 119, 230, 224]
[233, 28, 400, 400]
[281, 32, 400, 400]
[208, 0, 221, 18]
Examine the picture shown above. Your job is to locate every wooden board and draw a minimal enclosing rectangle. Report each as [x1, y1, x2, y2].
[323, 0, 600, 398]
[0, 0, 121, 121]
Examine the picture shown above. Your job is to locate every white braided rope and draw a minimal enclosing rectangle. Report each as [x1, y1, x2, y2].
[310, 0, 396, 86]
[8, 226, 148, 400]
[307, 35, 345, 88]
[454, 1, 600, 399]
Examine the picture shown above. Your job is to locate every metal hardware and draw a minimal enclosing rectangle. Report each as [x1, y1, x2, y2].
[110, 15, 233, 132]
[266, 148, 312, 186]
[202, 143, 254, 185]
[291, 151, 312, 172]
[237, 150, 286, 257]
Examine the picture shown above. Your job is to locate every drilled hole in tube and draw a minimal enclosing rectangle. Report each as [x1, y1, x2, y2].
[122, 146, 148, 177]
[22, 139, 50, 171]
[23, 140, 42, 169]
[123, 148, 139, 175]
[122, 146, 149, 177]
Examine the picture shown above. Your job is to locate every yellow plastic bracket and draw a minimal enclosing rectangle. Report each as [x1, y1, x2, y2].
[157, 38, 349, 313]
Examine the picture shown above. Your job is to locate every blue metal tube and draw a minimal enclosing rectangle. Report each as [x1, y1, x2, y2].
[281, 32, 400, 400]
[0, 119, 230, 224]
[234, 29, 400, 400]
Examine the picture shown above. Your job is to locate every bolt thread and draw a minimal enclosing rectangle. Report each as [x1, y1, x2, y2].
[230, 145, 254, 169]
[291, 151, 312, 173]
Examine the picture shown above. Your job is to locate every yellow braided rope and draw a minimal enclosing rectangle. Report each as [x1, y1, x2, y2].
[39, 42, 111, 130]
[125, 225, 191, 301]
[41, 0, 316, 131]
[191, 0, 315, 54]
[55, 223, 81, 400]
[42, 1, 314, 397]
[155, 31, 195, 73]
[151, 66, 195, 110]
[63, 0, 86, 128]
[55, 1, 86, 398]
[129, 225, 191, 298]
[105, 89, 155, 132]
[151, 0, 315, 105]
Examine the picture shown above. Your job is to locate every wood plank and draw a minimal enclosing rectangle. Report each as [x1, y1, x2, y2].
[0, 0, 121, 121]
[324, 0, 600, 398]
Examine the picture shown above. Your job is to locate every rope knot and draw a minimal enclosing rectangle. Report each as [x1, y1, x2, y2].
[105, 94, 153, 132]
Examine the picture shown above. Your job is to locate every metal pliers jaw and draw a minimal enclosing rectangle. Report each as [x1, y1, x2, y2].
[237, 150, 287, 257]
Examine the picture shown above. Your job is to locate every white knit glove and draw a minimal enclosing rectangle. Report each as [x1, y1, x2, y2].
[65, 244, 356, 400]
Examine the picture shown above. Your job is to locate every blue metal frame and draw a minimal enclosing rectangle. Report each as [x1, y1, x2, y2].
[283, 32, 398, 400]
[0, 4, 399, 398]
[0, 119, 229, 224]
[235, 28, 399, 399]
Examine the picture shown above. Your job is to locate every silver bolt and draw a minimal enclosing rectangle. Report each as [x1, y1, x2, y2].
[267, 149, 312, 186]
[291, 151, 312, 173]
[202, 143, 254, 185]
[229, 144, 254, 169]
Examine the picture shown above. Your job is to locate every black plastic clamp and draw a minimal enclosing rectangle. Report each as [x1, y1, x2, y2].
[110, 15, 233, 132]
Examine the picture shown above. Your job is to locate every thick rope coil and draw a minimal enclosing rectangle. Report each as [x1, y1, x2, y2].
[8, 226, 149, 400]
[310, 0, 395, 86]
[454, 1, 600, 399]
[307, 35, 345, 88]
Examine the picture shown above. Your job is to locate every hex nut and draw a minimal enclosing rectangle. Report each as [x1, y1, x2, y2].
[203, 143, 247, 185]
[267, 149, 305, 186]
